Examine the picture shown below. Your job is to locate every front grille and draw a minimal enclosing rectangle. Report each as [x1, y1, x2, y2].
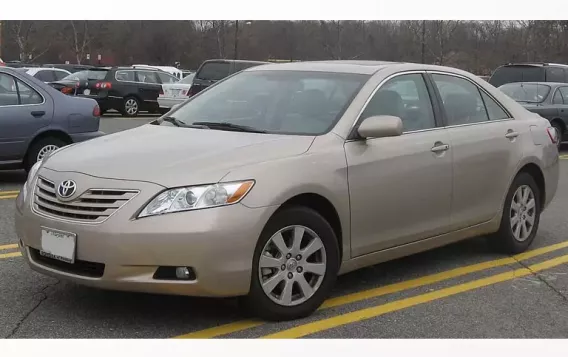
[29, 248, 105, 278]
[33, 177, 138, 224]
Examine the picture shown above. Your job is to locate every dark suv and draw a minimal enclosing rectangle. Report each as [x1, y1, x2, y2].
[188, 59, 268, 96]
[50, 66, 180, 117]
[489, 63, 568, 87]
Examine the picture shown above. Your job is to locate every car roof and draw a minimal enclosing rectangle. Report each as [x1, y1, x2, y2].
[245, 60, 474, 76]
[500, 81, 565, 87]
[498, 62, 568, 68]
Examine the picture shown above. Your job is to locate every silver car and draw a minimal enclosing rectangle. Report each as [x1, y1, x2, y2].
[15, 61, 560, 321]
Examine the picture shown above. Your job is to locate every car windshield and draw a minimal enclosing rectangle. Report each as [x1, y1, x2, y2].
[195, 62, 230, 81]
[163, 70, 369, 135]
[62, 70, 108, 81]
[499, 83, 551, 103]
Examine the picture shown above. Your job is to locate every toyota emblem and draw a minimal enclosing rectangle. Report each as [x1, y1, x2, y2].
[57, 180, 77, 199]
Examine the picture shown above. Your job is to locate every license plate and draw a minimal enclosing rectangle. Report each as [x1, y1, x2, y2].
[171, 89, 180, 96]
[83, 89, 91, 95]
[40, 228, 76, 264]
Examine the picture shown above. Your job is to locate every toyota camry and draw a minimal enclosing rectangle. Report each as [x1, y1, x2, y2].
[15, 60, 559, 321]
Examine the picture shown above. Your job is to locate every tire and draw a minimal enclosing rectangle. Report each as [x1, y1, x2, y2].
[25, 137, 67, 172]
[551, 121, 563, 148]
[491, 172, 541, 254]
[240, 206, 340, 321]
[121, 96, 140, 117]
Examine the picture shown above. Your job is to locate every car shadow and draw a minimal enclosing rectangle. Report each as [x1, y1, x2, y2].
[0, 170, 26, 185]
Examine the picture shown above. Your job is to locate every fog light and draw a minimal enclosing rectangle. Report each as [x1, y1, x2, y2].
[175, 267, 192, 280]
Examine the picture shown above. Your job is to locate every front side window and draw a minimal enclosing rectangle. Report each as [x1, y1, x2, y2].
[360, 73, 436, 132]
[547, 67, 566, 83]
[163, 70, 369, 135]
[62, 70, 108, 81]
[432, 74, 489, 126]
[557, 87, 568, 104]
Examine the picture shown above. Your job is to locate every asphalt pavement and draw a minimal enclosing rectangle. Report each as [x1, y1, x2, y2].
[0, 118, 567, 338]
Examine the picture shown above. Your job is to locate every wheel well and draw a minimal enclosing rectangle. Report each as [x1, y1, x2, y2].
[24, 130, 73, 167]
[279, 193, 343, 260]
[551, 118, 565, 133]
[518, 163, 546, 210]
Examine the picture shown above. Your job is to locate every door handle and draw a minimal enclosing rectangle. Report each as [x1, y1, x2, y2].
[505, 130, 519, 139]
[31, 111, 45, 118]
[431, 142, 450, 153]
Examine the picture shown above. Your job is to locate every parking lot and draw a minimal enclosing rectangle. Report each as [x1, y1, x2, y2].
[1, 115, 567, 339]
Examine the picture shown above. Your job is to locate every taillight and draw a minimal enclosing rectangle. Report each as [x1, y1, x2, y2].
[75, 81, 80, 88]
[547, 126, 559, 144]
[62, 87, 73, 94]
[185, 86, 192, 96]
[93, 104, 101, 117]
[159, 86, 164, 95]
[188, 86, 198, 96]
[96, 82, 112, 90]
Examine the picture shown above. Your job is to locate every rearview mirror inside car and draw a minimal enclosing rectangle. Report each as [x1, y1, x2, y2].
[357, 115, 403, 139]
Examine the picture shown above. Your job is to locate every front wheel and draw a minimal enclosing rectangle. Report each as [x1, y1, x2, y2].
[241, 206, 340, 321]
[491, 172, 541, 254]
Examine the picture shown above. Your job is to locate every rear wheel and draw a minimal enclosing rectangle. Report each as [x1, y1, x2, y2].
[241, 206, 340, 321]
[551, 121, 563, 148]
[25, 137, 67, 172]
[491, 172, 541, 254]
[121, 96, 140, 117]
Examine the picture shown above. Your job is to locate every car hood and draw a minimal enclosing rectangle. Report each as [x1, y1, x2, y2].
[43, 124, 315, 187]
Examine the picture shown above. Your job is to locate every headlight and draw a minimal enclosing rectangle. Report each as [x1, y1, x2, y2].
[138, 180, 255, 218]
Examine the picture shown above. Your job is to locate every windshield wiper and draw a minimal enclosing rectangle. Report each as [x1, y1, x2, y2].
[192, 121, 267, 133]
[161, 117, 209, 129]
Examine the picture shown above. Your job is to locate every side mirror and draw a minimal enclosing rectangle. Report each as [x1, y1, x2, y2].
[357, 115, 403, 139]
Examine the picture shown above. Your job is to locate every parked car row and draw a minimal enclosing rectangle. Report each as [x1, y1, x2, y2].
[488, 62, 568, 147]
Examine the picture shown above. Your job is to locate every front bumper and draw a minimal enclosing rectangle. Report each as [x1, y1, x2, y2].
[15, 169, 277, 297]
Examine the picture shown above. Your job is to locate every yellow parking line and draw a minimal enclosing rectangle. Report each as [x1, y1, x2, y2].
[262, 253, 568, 338]
[559, 154, 568, 159]
[174, 240, 568, 338]
[0, 195, 18, 200]
[0, 252, 22, 259]
[0, 243, 19, 251]
[0, 190, 20, 196]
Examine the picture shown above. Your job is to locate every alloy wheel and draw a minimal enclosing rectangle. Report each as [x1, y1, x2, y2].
[36, 144, 59, 162]
[125, 98, 138, 115]
[258, 225, 327, 307]
[509, 185, 536, 242]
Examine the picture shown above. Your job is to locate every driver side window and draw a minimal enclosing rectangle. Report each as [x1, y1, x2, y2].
[360, 73, 436, 132]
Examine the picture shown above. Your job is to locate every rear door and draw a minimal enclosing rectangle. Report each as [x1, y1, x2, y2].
[134, 70, 162, 108]
[428, 72, 524, 230]
[0, 72, 54, 163]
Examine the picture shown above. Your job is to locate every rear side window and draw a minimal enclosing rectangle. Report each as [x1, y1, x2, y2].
[489, 66, 545, 87]
[546, 67, 566, 83]
[196, 62, 230, 81]
[136, 71, 159, 84]
[17, 79, 43, 105]
[432, 74, 489, 126]
[0, 73, 19, 106]
[480, 91, 510, 120]
[157, 72, 178, 84]
[557, 87, 568, 104]
[54, 71, 69, 81]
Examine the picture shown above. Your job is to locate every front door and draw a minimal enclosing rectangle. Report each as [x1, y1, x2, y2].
[345, 72, 453, 257]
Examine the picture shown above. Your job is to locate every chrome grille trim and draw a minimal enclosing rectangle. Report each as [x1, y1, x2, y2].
[32, 176, 140, 224]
